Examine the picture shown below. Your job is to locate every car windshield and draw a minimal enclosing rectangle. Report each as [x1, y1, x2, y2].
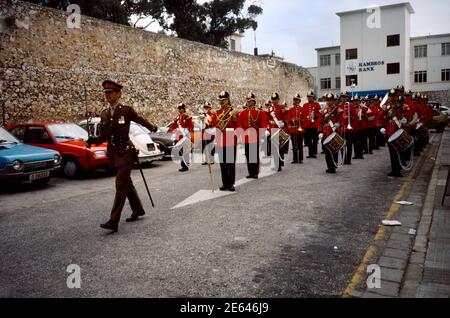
[0, 127, 19, 144]
[47, 124, 88, 142]
[130, 122, 150, 136]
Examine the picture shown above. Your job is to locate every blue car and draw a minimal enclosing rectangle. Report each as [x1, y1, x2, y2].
[0, 126, 62, 184]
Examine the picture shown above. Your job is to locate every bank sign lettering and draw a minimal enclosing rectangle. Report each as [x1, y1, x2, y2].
[346, 60, 384, 74]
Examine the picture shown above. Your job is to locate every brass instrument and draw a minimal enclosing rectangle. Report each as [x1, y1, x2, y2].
[324, 105, 339, 130]
[345, 102, 353, 130]
[216, 107, 233, 131]
[289, 107, 303, 132]
[386, 104, 402, 129]
[309, 109, 315, 123]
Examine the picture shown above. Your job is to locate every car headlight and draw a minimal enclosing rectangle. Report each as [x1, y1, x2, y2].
[12, 160, 24, 171]
[54, 154, 61, 165]
[94, 150, 107, 158]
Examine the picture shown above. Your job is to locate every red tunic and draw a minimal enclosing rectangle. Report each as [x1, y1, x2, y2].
[267, 104, 288, 132]
[286, 106, 305, 135]
[237, 108, 268, 144]
[213, 107, 238, 148]
[169, 114, 193, 142]
[321, 106, 342, 138]
[301, 102, 322, 129]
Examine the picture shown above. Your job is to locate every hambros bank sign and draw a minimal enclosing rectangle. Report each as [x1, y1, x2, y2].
[346, 60, 385, 74]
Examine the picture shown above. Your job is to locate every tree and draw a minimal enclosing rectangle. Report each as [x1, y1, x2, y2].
[155, 0, 262, 48]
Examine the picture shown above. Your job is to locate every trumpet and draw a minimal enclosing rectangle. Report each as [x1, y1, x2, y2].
[308, 109, 315, 123]
[345, 102, 353, 130]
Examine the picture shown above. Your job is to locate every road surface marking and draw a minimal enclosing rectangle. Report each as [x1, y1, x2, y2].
[172, 166, 276, 209]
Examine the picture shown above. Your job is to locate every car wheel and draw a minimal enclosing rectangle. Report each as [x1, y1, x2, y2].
[31, 177, 51, 186]
[63, 158, 80, 178]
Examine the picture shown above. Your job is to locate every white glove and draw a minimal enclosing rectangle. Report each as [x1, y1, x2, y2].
[380, 128, 386, 135]
[264, 130, 270, 137]
[334, 123, 341, 129]
[279, 122, 285, 128]
[318, 133, 324, 140]
[400, 118, 408, 125]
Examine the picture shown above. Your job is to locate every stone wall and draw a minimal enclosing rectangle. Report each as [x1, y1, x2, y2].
[0, 0, 314, 126]
[418, 90, 450, 107]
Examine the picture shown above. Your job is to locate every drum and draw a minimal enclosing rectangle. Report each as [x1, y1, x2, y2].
[415, 123, 429, 141]
[270, 129, 290, 148]
[388, 129, 413, 152]
[323, 132, 345, 154]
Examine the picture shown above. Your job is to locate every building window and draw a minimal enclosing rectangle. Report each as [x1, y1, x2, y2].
[442, 69, 450, 82]
[336, 77, 341, 89]
[229, 39, 236, 51]
[387, 63, 400, 75]
[320, 78, 331, 90]
[346, 48, 358, 60]
[346, 75, 358, 86]
[387, 34, 400, 47]
[414, 45, 427, 58]
[335, 54, 341, 65]
[414, 71, 427, 83]
[442, 43, 450, 56]
[320, 55, 331, 66]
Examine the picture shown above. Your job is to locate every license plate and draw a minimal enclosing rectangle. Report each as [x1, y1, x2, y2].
[147, 144, 155, 152]
[29, 171, 50, 181]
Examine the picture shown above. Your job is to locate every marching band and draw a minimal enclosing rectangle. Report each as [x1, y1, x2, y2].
[169, 86, 432, 192]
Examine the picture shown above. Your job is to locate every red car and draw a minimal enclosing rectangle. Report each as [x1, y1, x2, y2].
[7, 123, 109, 178]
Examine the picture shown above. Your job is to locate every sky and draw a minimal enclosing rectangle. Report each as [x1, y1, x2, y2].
[134, 0, 450, 68]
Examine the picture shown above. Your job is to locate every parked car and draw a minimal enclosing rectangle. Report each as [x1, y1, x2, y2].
[439, 106, 449, 117]
[428, 109, 450, 133]
[0, 126, 61, 185]
[79, 118, 165, 163]
[428, 101, 441, 110]
[7, 123, 109, 178]
[149, 126, 176, 157]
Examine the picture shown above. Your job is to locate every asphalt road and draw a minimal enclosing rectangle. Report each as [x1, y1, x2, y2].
[0, 142, 411, 297]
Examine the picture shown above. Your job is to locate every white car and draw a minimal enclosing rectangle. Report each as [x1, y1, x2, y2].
[79, 118, 165, 164]
[439, 106, 449, 117]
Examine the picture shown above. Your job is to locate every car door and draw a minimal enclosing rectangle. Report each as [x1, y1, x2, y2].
[22, 126, 56, 151]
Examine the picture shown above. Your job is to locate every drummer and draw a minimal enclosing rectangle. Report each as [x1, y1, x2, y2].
[377, 90, 411, 177]
[320, 93, 342, 174]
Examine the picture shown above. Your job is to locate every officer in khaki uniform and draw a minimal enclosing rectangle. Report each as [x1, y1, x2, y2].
[88, 80, 158, 232]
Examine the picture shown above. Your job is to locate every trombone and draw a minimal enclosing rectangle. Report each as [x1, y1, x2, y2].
[345, 102, 353, 130]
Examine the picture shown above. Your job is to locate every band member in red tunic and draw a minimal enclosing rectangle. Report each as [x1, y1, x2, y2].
[212, 91, 240, 191]
[237, 93, 268, 179]
[287, 93, 305, 164]
[320, 93, 342, 174]
[268, 92, 289, 172]
[199, 102, 216, 165]
[339, 91, 356, 165]
[352, 95, 366, 160]
[168, 103, 194, 172]
[302, 90, 322, 159]
[263, 99, 272, 157]
[377, 89, 413, 177]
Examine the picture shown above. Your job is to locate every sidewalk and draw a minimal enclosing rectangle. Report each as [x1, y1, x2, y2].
[343, 128, 450, 298]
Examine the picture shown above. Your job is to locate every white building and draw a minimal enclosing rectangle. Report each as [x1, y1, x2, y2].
[307, 2, 450, 104]
[227, 33, 243, 52]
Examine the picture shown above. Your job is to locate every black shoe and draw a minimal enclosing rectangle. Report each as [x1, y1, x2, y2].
[369, 152, 373, 155]
[202, 162, 208, 166]
[311, 155, 317, 159]
[326, 169, 336, 174]
[246, 175, 253, 179]
[388, 172, 403, 177]
[126, 211, 145, 222]
[100, 221, 118, 232]
[277, 167, 282, 172]
[219, 186, 228, 191]
[228, 186, 236, 192]
[179, 167, 189, 172]
[291, 161, 298, 164]
[298, 161, 303, 164]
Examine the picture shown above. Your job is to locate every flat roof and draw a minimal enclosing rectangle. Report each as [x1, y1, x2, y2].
[411, 33, 450, 40]
[315, 45, 340, 51]
[336, 2, 414, 17]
